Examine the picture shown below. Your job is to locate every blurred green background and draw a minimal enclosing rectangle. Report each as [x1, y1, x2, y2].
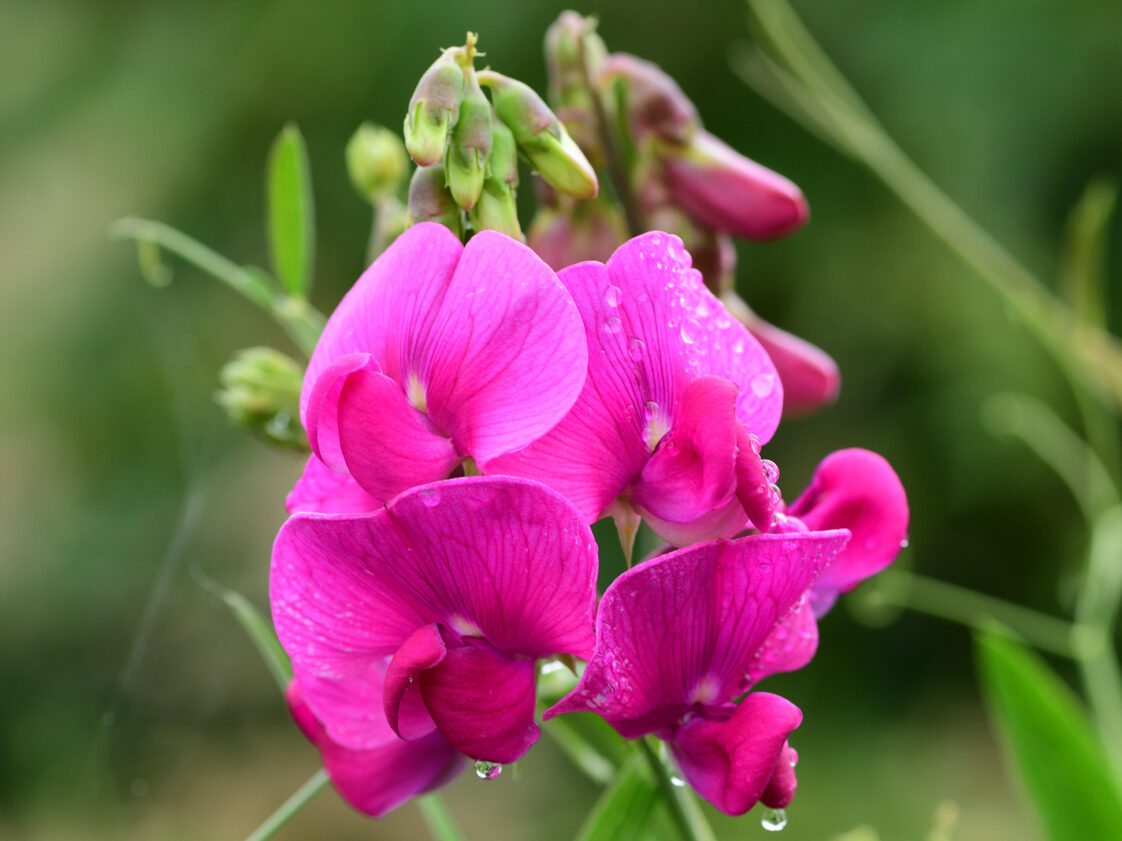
[3, 0, 1121, 838]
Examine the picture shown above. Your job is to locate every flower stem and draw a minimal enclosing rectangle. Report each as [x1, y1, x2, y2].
[638, 737, 717, 841]
[417, 794, 469, 841]
[242, 768, 329, 841]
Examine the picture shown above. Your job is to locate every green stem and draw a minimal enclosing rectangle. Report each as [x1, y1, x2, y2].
[868, 570, 1081, 659]
[416, 794, 469, 841]
[543, 715, 617, 785]
[638, 738, 717, 841]
[242, 768, 329, 841]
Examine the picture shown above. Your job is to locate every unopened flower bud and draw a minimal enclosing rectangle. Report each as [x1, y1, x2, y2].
[528, 196, 624, 270]
[215, 347, 306, 449]
[479, 69, 598, 200]
[404, 49, 466, 166]
[468, 119, 522, 239]
[445, 69, 492, 210]
[601, 53, 699, 143]
[345, 123, 409, 203]
[659, 130, 808, 240]
[408, 164, 464, 238]
[545, 11, 607, 107]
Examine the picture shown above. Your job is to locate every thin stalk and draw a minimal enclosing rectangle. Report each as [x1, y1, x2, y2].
[416, 794, 469, 841]
[639, 738, 717, 841]
[242, 768, 329, 841]
[543, 716, 617, 785]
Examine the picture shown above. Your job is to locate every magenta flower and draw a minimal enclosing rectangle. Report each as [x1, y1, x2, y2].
[488, 231, 785, 546]
[271, 476, 598, 768]
[742, 314, 840, 416]
[291, 221, 587, 509]
[546, 529, 850, 815]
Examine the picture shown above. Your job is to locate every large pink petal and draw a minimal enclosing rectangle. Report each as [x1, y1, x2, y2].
[631, 376, 738, 525]
[786, 448, 909, 614]
[420, 641, 539, 763]
[745, 594, 818, 687]
[286, 682, 463, 819]
[300, 223, 464, 424]
[671, 692, 802, 816]
[286, 455, 381, 515]
[546, 530, 848, 738]
[422, 230, 588, 464]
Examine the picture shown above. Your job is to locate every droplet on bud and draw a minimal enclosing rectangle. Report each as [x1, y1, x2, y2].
[761, 458, 780, 483]
[474, 760, 502, 780]
[761, 807, 787, 832]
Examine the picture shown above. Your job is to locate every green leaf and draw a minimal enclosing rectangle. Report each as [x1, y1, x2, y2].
[975, 631, 1122, 841]
[575, 756, 660, 841]
[266, 124, 315, 298]
[1061, 178, 1117, 330]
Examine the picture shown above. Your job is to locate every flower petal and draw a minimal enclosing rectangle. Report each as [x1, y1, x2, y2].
[383, 624, 447, 740]
[422, 230, 588, 464]
[745, 594, 818, 687]
[735, 423, 778, 531]
[286, 682, 463, 818]
[744, 316, 840, 416]
[546, 530, 847, 738]
[786, 449, 908, 614]
[286, 455, 382, 515]
[671, 692, 802, 816]
[760, 742, 799, 810]
[420, 641, 539, 763]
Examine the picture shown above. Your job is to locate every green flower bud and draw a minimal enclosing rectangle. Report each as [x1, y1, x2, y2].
[468, 120, 521, 238]
[444, 69, 492, 210]
[479, 69, 598, 200]
[408, 164, 464, 238]
[404, 49, 466, 166]
[345, 123, 409, 202]
[215, 347, 306, 450]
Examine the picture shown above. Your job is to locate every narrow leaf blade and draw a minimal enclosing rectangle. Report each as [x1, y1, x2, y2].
[575, 756, 660, 841]
[976, 631, 1122, 841]
[267, 124, 315, 298]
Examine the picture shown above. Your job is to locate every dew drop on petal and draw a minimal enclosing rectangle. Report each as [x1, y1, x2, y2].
[751, 373, 776, 398]
[419, 487, 442, 507]
[761, 459, 780, 483]
[603, 316, 622, 334]
[761, 807, 787, 832]
[680, 318, 701, 345]
[629, 338, 645, 362]
[901, 538, 910, 549]
[605, 285, 623, 307]
[768, 483, 782, 504]
[748, 433, 762, 455]
[474, 760, 502, 781]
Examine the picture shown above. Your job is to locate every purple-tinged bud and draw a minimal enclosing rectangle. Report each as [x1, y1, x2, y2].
[479, 69, 598, 200]
[659, 130, 809, 240]
[445, 69, 492, 210]
[404, 49, 466, 166]
[601, 53, 699, 143]
[545, 11, 607, 107]
[722, 291, 840, 415]
[528, 197, 624, 270]
[468, 119, 522, 239]
[345, 123, 409, 203]
[408, 164, 463, 238]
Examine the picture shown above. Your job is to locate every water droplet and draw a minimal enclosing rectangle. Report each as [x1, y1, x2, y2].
[900, 538, 910, 549]
[419, 487, 442, 507]
[680, 318, 701, 345]
[603, 316, 622, 334]
[751, 373, 776, 398]
[540, 660, 565, 676]
[768, 483, 782, 504]
[695, 297, 712, 317]
[605, 285, 623, 307]
[761, 807, 787, 832]
[748, 433, 762, 455]
[761, 459, 780, 483]
[644, 400, 660, 419]
[670, 771, 685, 787]
[629, 338, 645, 361]
[475, 760, 502, 780]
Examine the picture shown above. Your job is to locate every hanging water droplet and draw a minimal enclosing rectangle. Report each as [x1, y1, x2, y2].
[751, 373, 776, 398]
[474, 760, 502, 780]
[748, 433, 762, 455]
[761, 807, 787, 832]
[603, 316, 622, 334]
[768, 483, 782, 504]
[629, 338, 645, 361]
[605, 285, 623, 307]
[761, 459, 780, 483]
[900, 538, 910, 549]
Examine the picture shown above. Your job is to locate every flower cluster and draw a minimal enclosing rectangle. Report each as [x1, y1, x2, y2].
[272, 219, 908, 820]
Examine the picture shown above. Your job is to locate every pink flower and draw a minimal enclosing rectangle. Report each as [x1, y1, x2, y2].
[291, 222, 587, 511]
[738, 310, 840, 416]
[488, 232, 785, 546]
[271, 476, 598, 767]
[546, 530, 850, 815]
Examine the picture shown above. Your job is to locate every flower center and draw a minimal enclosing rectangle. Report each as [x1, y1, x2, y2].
[406, 371, 428, 413]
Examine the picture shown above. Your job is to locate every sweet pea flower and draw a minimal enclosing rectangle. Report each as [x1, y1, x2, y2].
[488, 231, 785, 548]
[546, 529, 850, 815]
[271, 476, 599, 770]
[291, 221, 587, 511]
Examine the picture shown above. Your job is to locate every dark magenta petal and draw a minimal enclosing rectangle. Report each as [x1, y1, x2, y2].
[546, 530, 847, 738]
[760, 742, 799, 810]
[286, 682, 463, 819]
[638, 494, 748, 548]
[421, 642, 539, 763]
[745, 594, 818, 687]
[632, 376, 739, 525]
[786, 448, 909, 614]
[286, 455, 381, 515]
[671, 692, 802, 816]
[383, 624, 447, 740]
[735, 423, 778, 531]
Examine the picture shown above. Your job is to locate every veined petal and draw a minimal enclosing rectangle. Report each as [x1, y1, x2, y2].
[286, 682, 463, 818]
[286, 455, 381, 515]
[546, 531, 847, 738]
[420, 641, 539, 763]
[383, 624, 447, 740]
[786, 449, 909, 614]
[671, 692, 802, 816]
[423, 230, 588, 464]
[745, 594, 818, 687]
